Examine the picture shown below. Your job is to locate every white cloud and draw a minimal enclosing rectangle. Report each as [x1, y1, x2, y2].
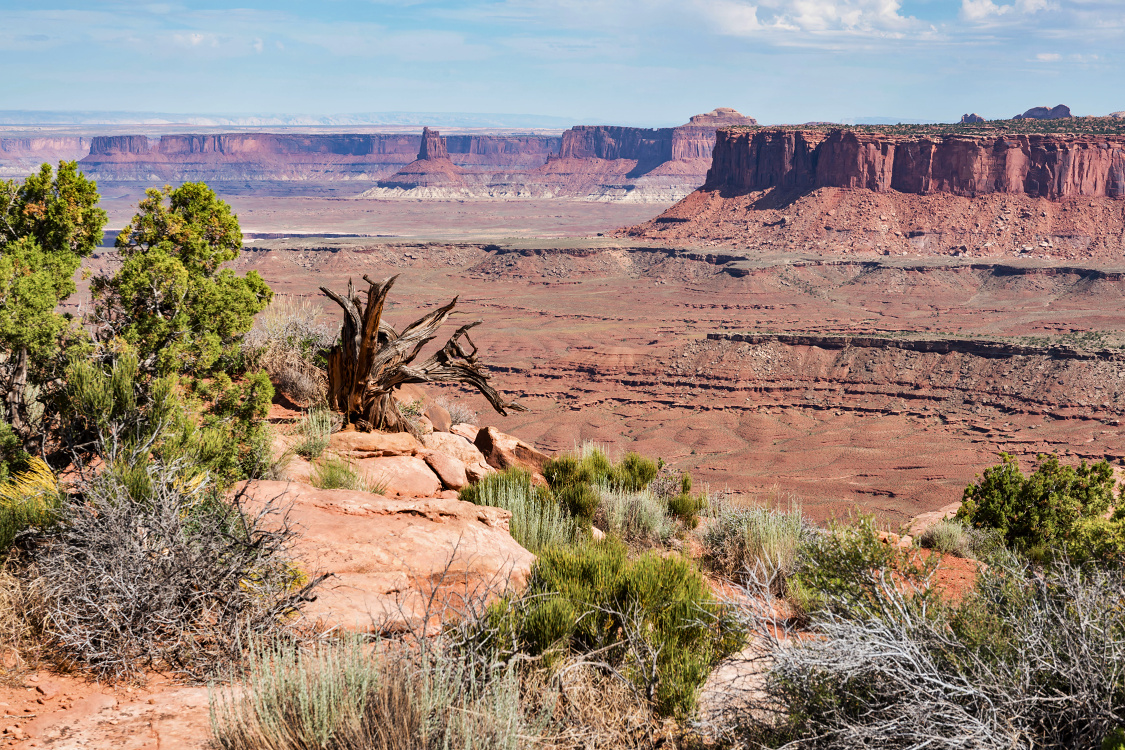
[1035, 51, 1061, 60]
[961, 0, 1051, 22]
[698, 0, 917, 41]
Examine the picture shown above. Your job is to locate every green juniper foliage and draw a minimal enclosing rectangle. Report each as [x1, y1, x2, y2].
[93, 182, 272, 377]
[0, 161, 106, 440]
[957, 452, 1125, 563]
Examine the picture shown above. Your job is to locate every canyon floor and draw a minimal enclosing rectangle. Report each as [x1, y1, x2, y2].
[84, 195, 1125, 526]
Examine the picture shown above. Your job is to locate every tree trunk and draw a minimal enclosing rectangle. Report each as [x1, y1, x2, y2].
[321, 275, 526, 432]
[3, 347, 28, 434]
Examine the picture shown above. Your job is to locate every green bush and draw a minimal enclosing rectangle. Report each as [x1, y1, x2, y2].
[542, 446, 661, 528]
[487, 538, 742, 718]
[1105, 728, 1125, 750]
[790, 514, 940, 621]
[957, 452, 1123, 562]
[0, 421, 29, 486]
[459, 468, 581, 553]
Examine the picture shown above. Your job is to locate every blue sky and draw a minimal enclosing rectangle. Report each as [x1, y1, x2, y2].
[0, 0, 1121, 125]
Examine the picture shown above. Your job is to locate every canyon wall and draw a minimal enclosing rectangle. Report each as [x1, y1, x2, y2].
[707, 129, 1125, 200]
[75, 132, 561, 183]
[0, 136, 91, 177]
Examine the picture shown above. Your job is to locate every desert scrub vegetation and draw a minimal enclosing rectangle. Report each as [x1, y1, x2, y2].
[957, 452, 1125, 563]
[459, 468, 582, 552]
[480, 537, 743, 719]
[211, 637, 551, 750]
[311, 455, 385, 495]
[0, 458, 62, 555]
[722, 550, 1125, 749]
[918, 518, 1000, 559]
[433, 394, 477, 425]
[702, 497, 809, 589]
[293, 407, 333, 460]
[243, 296, 335, 406]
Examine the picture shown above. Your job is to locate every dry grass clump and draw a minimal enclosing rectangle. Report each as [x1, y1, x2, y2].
[433, 395, 478, 426]
[702, 496, 809, 589]
[244, 297, 336, 406]
[595, 485, 675, 546]
[918, 519, 1002, 560]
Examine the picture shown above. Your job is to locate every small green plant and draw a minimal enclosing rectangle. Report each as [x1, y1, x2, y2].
[311, 456, 384, 494]
[460, 468, 581, 552]
[664, 472, 706, 528]
[1105, 728, 1125, 750]
[485, 538, 742, 718]
[293, 409, 333, 460]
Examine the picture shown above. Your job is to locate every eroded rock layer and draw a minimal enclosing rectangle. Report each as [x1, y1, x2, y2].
[706, 128, 1125, 199]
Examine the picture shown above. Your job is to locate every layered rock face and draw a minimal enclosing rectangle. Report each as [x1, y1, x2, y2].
[706, 128, 1125, 200]
[74, 131, 562, 183]
[0, 136, 90, 177]
[377, 127, 469, 190]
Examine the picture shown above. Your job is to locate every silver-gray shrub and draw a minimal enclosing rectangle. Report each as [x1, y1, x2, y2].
[25, 461, 321, 679]
[465, 469, 581, 553]
[595, 485, 674, 545]
[722, 554, 1125, 749]
[703, 499, 809, 587]
[919, 518, 1001, 559]
[211, 636, 547, 750]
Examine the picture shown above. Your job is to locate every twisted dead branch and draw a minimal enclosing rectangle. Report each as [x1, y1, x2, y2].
[320, 274, 526, 433]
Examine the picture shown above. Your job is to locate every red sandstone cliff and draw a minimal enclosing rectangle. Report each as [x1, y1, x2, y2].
[706, 129, 1125, 200]
[0, 136, 91, 177]
[377, 128, 469, 190]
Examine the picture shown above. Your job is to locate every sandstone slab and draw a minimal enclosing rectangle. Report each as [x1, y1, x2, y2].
[328, 430, 421, 458]
[356, 455, 441, 497]
[426, 402, 453, 432]
[242, 480, 534, 633]
[422, 450, 469, 491]
[423, 431, 487, 466]
[450, 423, 480, 442]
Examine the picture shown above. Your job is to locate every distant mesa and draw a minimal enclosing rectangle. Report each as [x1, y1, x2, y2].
[960, 113, 986, 124]
[1013, 104, 1072, 120]
[684, 108, 758, 127]
[377, 127, 467, 190]
[1110, 111, 1125, 119]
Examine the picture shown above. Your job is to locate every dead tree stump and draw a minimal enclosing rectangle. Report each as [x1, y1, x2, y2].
[320, 274, 527, 433]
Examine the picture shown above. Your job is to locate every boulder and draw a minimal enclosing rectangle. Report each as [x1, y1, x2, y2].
[423, 431, 487, 466]
[393, 383, 428, 405]
[450, 423, 480, 442]
[960, 113, 985, 124]
[328, 430, 421, 458]
[1013, 104, 1072, 120]
[356, 455, 442, 497]
[240, 480, 534, 633]
[466, 461, 495, 483]
[474, 426, 551, 474]
[422, 450, 469, 491]
[426, 402, 452, 432]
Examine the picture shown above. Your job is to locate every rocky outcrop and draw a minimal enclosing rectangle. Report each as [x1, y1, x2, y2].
[705, 128, 1125, 200]
[1014, 104, 1072, 120]
[961, 113, 985, 124]
[1110, 112, 1125, 119]
[688, 107, 758, 127]
[376, 128, 469, 189]
[241, 480, 534, 632]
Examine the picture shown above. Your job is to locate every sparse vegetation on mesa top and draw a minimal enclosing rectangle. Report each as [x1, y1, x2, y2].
[723, 115, 1125, 137]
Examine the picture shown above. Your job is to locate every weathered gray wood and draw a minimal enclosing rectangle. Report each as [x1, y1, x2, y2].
[321, 275, 527, 432]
